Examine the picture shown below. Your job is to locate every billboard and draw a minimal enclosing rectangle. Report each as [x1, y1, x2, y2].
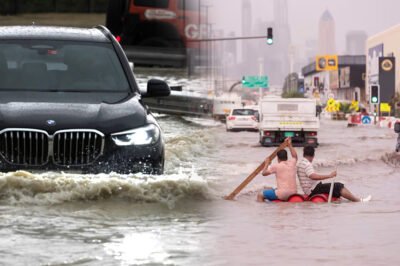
[379, 57, 396, 103]
[367, 44, 384, 85]
[329, 70, 339, 90]
[339, 67, 350, 88]
[316, 55, 338, 71]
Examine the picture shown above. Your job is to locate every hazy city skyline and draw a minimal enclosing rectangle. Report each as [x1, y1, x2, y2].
[209, 0, 400, 54]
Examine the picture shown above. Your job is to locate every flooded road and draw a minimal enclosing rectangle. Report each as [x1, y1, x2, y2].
[209, 118, 400, 266]
[0, 64, 399, 266]
[0, 114, 219, 266]
[0, 70, 220, 266]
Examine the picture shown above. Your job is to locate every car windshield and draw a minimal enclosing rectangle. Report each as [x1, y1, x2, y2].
[0, 40, 130, 93]
[232, 109, 256, 116]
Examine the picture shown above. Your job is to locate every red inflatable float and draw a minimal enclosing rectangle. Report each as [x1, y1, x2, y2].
[270, 194, 340, 203]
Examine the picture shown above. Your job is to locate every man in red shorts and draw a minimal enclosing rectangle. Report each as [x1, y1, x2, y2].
[257, 137, 298, 202]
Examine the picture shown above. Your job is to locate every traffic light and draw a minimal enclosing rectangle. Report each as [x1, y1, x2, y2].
[267, 27, 273, 45]
[370, 85, 380, 104]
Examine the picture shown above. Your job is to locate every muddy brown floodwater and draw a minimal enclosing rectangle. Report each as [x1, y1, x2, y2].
[207, 118, 400, 266]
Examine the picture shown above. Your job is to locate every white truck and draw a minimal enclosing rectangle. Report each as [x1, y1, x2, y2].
[212, 94, 242, 122]
[258, 96, 319, 147]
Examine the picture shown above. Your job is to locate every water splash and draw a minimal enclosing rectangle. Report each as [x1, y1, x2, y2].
[0, 170, 211, 208]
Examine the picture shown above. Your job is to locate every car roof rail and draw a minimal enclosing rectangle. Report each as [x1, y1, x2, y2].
[94, 25, 115, 41]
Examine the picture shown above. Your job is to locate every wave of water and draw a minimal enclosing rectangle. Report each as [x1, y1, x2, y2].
[164, 127, 217, 173]
[313, 152, 400, 168]
[381, 152, 400, 168]
[0, 111, 219, 209]
[0, 170, 211, 208]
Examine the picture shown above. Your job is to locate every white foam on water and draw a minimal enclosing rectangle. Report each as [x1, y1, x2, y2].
[314, 152, 396, 168]
[0, 170, 211, 208]
[164, 129, 217, 172]
[181, 116, 223, 128]
[381, 152, 400, 168]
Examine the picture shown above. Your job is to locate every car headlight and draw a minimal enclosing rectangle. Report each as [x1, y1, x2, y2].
[111, 124, 160, 146]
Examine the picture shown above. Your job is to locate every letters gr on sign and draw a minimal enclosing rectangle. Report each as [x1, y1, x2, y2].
[185, 24, 208, 39]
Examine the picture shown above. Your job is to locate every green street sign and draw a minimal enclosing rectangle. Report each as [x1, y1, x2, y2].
[242, 76, 269, 88]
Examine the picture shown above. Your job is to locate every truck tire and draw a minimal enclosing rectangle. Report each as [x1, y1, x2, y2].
[106, 0, 126, 35]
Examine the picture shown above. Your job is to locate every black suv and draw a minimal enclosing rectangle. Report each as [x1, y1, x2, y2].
[0, 25, 170, 174]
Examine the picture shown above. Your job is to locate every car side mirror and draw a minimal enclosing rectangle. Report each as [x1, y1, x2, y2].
[129, 62, 134, 72]
[142, 79, 171, 98]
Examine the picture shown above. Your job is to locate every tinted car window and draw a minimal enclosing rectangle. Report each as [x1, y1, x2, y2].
[232, 109, 256, 116]
[134, 0, 169, 8]
[0, 40, 130, 93]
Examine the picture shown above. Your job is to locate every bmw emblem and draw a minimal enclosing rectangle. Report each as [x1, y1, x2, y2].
[46, 120, 56, 126]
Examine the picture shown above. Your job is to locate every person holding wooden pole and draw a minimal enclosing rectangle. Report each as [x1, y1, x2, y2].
[224, 141, 289, 201]
[256, 137, 298, 202]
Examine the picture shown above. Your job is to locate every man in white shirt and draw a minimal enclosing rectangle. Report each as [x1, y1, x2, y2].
[297, 146, 371, 202]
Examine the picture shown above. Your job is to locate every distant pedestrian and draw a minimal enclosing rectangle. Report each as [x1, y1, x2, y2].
[316, 105, 322, 118]
[297, 146, 371, 202]
[361, 108, 369, 116]
[257, 137, 298, 202]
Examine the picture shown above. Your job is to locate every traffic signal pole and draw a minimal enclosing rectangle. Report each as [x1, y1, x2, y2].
[187, 35, 268, 42]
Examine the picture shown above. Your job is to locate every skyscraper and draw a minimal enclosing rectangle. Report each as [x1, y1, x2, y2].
[266, 0, 291, 85]
[346, 31, 368, 55]
[241, 0, 252, 64]
[274, 0, 288, 27]
[318, 10, 336, 55]
[239, 0, 292, 86]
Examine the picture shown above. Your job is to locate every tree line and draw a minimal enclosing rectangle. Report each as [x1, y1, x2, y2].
[0, 0, 108, 15]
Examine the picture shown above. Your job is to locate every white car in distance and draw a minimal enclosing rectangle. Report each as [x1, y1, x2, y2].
[226, 108, 259, 132]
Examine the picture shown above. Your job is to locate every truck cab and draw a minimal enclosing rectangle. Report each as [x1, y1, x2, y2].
[106, 0, 203, 67]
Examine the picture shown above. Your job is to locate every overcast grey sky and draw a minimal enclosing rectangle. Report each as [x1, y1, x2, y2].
[208, 0, 400, 54]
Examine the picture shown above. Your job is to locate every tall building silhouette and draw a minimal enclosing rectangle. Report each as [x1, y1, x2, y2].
[238, 0, 292, 86]
[266, 0, 291, 85]
[318, 10, 336, 55]
[225, 31, 237, 64]
[346, 31, 368, 55]
[274, 0, 288, 27]
[241, 0, 252, 63]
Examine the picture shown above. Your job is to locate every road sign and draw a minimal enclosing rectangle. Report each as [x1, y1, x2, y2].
[380, 103, 391, 113]
[242, 76, 269, 88]
[361, 116, 372, 125]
